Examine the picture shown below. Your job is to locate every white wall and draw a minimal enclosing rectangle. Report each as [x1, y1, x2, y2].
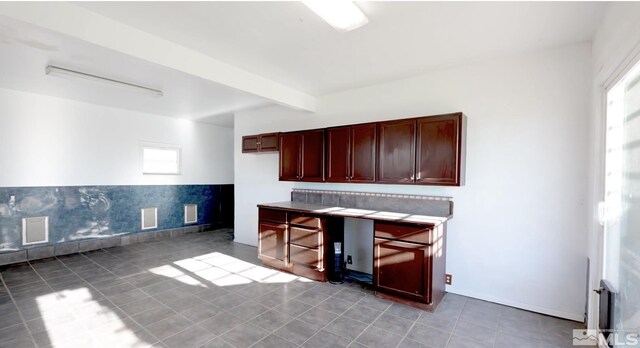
[587, 2, 640, 330]
[235, 43, 591, 320]
[0, 88, 234, 186]
[343, 218, 373, 274]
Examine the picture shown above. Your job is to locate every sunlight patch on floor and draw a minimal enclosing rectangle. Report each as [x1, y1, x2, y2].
[36, 288, 154, 347]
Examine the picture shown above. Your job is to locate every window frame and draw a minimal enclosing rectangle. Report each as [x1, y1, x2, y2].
[140, 143, 182, 175]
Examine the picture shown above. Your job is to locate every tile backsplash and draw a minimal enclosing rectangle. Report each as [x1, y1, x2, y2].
[291, 189, 453, 217]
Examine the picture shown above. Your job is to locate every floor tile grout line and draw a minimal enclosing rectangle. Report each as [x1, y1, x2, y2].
[0, 272, 40, 348]
[70, 243, 228, 336]
[338, 292, 399, 348]
[246, 285, 367, 348]
[270, 288, 366, 348]
[2, 231, 249, 346]
[434, 296, 468, 348]
[26, 258, 93, 346]
[52, 252, 170, 346]
[396, 307, 436, 348]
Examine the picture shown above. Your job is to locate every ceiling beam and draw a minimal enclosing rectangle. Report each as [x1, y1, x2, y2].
[0, 2, 316, 112]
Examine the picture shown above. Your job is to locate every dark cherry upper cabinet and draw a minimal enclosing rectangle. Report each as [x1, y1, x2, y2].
[242, 135, 260, 153]
[327, 124, 376, 183]
[416, 113, 465, 186]
[377, 119, 416, 183]
[326, 127, 350, 182]
[259, 133, 280, 152]
[279, 130, 325, 182]
[277, 112, 465, 186]
[279, 132, 301, 181]
[242, 133, 279, 153]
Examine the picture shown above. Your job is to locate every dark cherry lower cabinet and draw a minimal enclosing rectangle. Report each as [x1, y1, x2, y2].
[373, 221, 446, 309]
[279, 129, 325, 182]
[327, 124, 377, 183]
[257, 208, 337, 282]
[374, 238, 431, 302]
[258, 209, 288, 270]
[289, 214, 327, 281]
[258, 206, 447, 310]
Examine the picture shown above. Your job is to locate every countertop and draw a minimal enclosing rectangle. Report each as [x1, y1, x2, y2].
[257, 201, 452, 227]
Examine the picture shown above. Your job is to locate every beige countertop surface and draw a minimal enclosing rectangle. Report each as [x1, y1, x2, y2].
[258, 201, 451, 227]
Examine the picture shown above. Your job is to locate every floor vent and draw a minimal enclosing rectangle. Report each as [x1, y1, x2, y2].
[22, 217, 49, 245]
[184, 204, 197, 224]
[141, 207, 158, 230]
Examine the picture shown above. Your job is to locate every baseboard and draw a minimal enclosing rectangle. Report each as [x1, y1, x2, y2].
[0, 224, 221, 266]
[448, 288, 584, 322]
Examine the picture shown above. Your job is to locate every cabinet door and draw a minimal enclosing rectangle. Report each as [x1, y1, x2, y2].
[242, 135, 259, 153]
[416, 114, 462, 185]
[327, 127, 350, 182]
[377, 120, 416, 183]
[279, 132, 301, 181]
[350, 124, 377, 182]
[374, 238, 431, 302]
[258, 222, 287, 265]
[300, 130, 325, 182]
[259, 133, 279, 152]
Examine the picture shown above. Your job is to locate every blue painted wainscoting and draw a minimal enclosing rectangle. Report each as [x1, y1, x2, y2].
[0, 185, 233, 253]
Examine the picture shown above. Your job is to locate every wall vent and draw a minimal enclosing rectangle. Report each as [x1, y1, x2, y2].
[22, 217, 49, 245]
[141, 207, 158, 230]
[184, 204, 197, 224]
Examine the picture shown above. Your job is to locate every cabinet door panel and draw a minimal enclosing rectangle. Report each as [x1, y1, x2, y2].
[279, 132, 301, 181]
[290, 226, 322, 249]
[242, 135, 259, 153]
[416, 114, 461, 185]
[259, 133, 279, 152]
[327, 127, 350, 182]
[300, 130, 325, 182]
[290, 244, 321, 268]
[374, 238, 431, 302]
[350, 124, 377, 182]
[259, 222, 287, 264]
[290, 214, 322, 229]
[259, 208, 287, 224]
[377, 120, 416, 183]
[374, 222, 432, 245]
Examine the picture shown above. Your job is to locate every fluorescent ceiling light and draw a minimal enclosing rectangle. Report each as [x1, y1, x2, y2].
[45, 65, 163, 97]
[303, 0, 369, 32]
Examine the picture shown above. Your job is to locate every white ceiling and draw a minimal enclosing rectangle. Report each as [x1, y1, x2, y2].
[0, 16, 269, 127]
[78, 1, 607, 95]
[0, 2, 608, 127]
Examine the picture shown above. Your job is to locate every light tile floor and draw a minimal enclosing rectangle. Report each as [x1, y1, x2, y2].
[0, 228, 589, 348]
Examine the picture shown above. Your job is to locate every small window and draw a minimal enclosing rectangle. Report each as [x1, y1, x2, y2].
[141, 145, 181, 175]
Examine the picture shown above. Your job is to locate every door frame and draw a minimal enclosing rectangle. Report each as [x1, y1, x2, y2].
[588, 43, 640, 331]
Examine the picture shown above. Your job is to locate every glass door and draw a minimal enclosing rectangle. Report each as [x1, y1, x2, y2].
[603, 59, 640, 343]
